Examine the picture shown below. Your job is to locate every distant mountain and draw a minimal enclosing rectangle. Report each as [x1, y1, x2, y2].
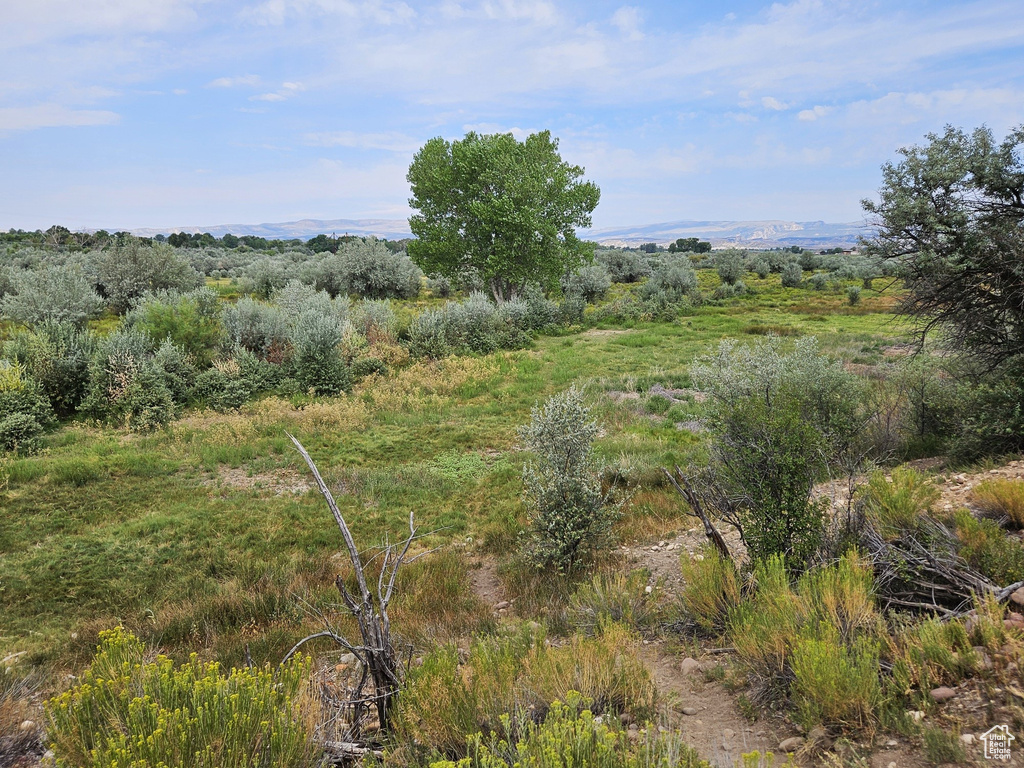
[129, 217, 872, 249]
[582, 219, 873, 249]
[129, 218, 414, 240]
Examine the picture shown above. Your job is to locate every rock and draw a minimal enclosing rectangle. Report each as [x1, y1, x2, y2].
[961, 733, 976, 745]
[1010, 587, 1024, 606]
[887, 762, 897, 768]
[659, 540, 667, 547]
[644, 585, 654, 594]
[679, 657, 701, 675]
[681, 707, 698, 716]
[723, 728, 735, 739]
[19, 720, 36, 732]
[339, 652, 357, 665]
[807, 726, 828, 743]
[619, 712, 635, 725]
[779, 737, 804, 752]
[494, 600, 511, 610]
[930, 686, 956, 701]
[908, 710, 926, 723]
[885, 739, 898, 747]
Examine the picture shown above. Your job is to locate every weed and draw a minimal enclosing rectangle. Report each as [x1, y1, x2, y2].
[921, 724, 967, 765]
[861, 467, 940, 537]
[678, 547, 740, 633]
[46, 627, 316, 768]
[567, 570, 655, 635]
[971, 477, 1024, 527]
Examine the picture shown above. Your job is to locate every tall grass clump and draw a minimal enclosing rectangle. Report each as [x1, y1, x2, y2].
[678, 546, 740, 633]
[431, 691, 710, 768]
[971, 477, 1024, 528]
[519, 386, 622, 573]
[46, 627, 315, 768]
[861, 467, 940, 537]
[395, 623, 655, 760]
[790, 630, 880, 732]
[567, 570, 655, 635]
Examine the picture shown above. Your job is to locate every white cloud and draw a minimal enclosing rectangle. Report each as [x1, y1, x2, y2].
[461, 123, 536, 139]
[241, 0, 416, 26]
[207, 75, 262, 88]
[249, 81, 305, 101]
[304, 130, 421, 151]
[611, 6, 643, 41]
[0, 103, 119, 131]
[761, 96, 788, 111]
[798, 105, 833, 121]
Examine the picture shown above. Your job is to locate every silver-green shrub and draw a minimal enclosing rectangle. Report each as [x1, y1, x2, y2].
[561, 264, 611, 303]
[781, 261, 804, 288]
[222, 298, 290, 360]
[519, 386, 620, 572]
[0, 264, 103, 327]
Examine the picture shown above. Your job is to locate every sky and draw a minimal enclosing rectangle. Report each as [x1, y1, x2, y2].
[1, 0, 1023, 232]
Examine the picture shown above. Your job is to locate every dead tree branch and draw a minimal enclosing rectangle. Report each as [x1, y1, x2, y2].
[286, 433, 413, 738]
[663, 466, 733, 561]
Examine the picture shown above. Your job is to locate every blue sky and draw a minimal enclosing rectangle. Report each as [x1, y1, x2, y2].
[2, 0, 1023, 231]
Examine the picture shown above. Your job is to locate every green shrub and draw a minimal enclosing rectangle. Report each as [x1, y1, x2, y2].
[891, 617, 977, 698]
[562, 264, 611, 303]
[0, 263, 103, 326]
[596, 249, 652, 283]
[641, 257, 698, 303]
[846, 285, 862, 305]
[692, 337, 863, 568]
[780, 262, 803, 288]
[921, 725, 967, 766]
[46, 627, 315, 768]
[290, 310, 349, 395]
[317, 238, 422, 299]
[222, 298, 290, 360]
[3, 321, 96, 418]
[82, 329, 175, 431]
[861, 467, 940, 538]
[0, 412, 45, 455]
[429, 274, 453, 298]
[128, 288, 223, 367]
[567, 570, 655, 635]
[971, 477, 1024, 528]
[519, 386, 621, 573]
[751, 258, 770, 279]
[949, 358, 1024, 461]
[715, 249, 746, 286]
[0, 359, 56, 429]
[432, 691, 709, 768]
[791, 630, 880, 731]
[93, 236, 202, 313]
[679, 547, 740, 633]
[953, 508, 1024, 584]
[810, 273, 828, 291]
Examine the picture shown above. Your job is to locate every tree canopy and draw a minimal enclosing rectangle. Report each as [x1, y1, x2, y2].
[406, 130, 600, 302]
[863, 124, 1024, 369]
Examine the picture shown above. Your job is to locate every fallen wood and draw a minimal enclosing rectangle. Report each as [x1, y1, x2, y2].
[663, 466, 733, 561]
[323, 741, 384, 762]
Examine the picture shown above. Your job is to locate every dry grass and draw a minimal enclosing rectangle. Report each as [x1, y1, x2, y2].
[971, 477, 1024, 527]
[0, 666, 42, 768]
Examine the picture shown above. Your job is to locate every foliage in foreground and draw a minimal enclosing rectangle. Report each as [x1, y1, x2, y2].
[429, 692, 710, 768]
[393, 622, 655, 759]
[46, 627, 315, 768]
[691, 336, 863, 568]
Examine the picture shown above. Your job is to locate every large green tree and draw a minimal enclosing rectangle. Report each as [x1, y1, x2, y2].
[406, 130, 600, 302]
[863, 124, 1024, 369]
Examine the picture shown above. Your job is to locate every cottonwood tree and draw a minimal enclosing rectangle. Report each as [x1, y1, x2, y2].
[407, 130, 600, 303]
[863, 124, 1024, 370]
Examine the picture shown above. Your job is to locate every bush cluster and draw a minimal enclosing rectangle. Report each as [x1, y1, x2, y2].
[46, 627, 314, 768]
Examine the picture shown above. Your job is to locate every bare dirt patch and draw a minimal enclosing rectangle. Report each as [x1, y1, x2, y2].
[204, 467, 313, 495]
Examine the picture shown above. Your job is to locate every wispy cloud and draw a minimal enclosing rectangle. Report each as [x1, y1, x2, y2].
[250, 81, 305, 101]
[0, 103, 119, 131]
[304, 130, 421, 151]
[207, 74, 262, 88]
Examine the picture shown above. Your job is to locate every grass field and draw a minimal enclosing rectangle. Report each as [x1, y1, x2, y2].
[0, 273, 908, 672]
